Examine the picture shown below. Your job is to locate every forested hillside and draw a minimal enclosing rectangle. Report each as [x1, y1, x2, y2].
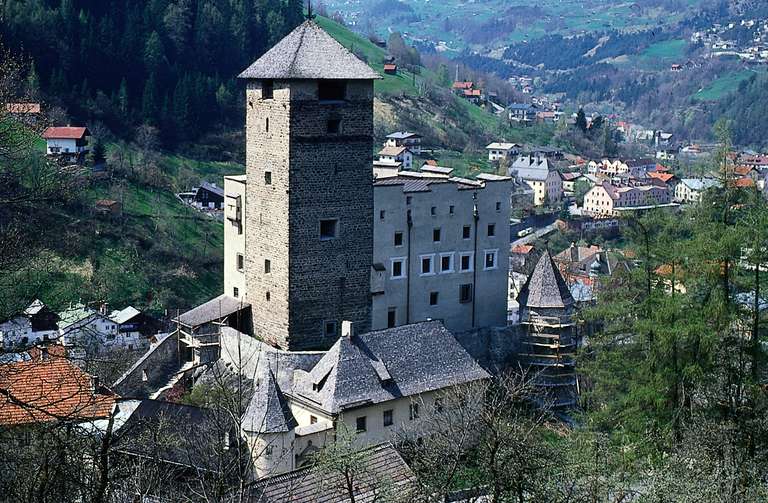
[1, 0, 303, 145]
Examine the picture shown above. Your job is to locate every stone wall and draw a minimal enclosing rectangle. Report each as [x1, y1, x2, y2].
[112, 333, 180, 398]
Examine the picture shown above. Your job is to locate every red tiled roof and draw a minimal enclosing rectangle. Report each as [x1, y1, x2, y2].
[463, 89, 482, 96]
[383, 64, 397, 71]
[42, 126, 89, 140]
[0, 348, 116, 426]
[424, 160, 438, 166]
[647, 172, 674, 183]
[6, 103, 41, 114]
[734, 177, 755, 188]
[734, 165, 754, 176]
[452, 81, 473, 89]
[512, 245, 534, 255]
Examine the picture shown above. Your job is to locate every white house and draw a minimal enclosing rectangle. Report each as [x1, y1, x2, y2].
[385, 131, 422, 155]
[59, 303, 157, 352]
[0, 300, 60, 350]
[42, 126, 90, 158]
[675, 178, 720, 203]
[509, 156, 562, 206]
[378, 146, 413, 170]
[486, 142, 521, 162]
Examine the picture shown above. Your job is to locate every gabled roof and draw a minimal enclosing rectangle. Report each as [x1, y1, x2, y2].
[0, 348, 116, 425]
[42, 126, 89, 140]
[109, 306, 141, 325]
[245, 443, 415, 502]
[242, 368, 297, 433]
[517, 251, 575, 309]
[379, 146, 409, 157]
[387, 131, 421, 140]
[198, 181, 224, 198]
[238, 20, 380, 80]
[293, 321, 489, 414]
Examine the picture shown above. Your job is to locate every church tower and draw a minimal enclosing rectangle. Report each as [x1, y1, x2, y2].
[238, 21, 380, 351]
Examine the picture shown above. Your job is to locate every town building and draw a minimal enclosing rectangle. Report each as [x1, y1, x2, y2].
[371, 172, 512, 332]
[583, 181, 673, 216]
[42, 126, 90, 161]
[486, 142, 521, 162]
[58, 303, 159, 353]
[236, 19, 380, 351]
[509, 156, 562, 206]
[507, 103, 537, 123]
[0, 300, 59, 350]
[385, 131, 422, 154]
[180, 181, 225, 210]
[378, 145, 413, 169]
[675, 178, 721, 203]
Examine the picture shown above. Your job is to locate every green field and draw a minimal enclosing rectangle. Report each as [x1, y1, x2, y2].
[693, 70, 758, 101]
[642, 39, 686, 60]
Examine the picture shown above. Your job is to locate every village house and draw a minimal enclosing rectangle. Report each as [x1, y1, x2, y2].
[385, 131, 422, 154]
[507, 103, 537, 123]
[5, 102, 41, 123]
[42, 126, 90, 162]
[0, 300, 59, 350]
[583, 181, 673, 216]
[675, 178, 721, 203]
[58, 303, 160, 353]
[486, 142, 521, 162]
[94, 199, 122, 216]
[509, 155, 562, 206]
[383, 63, 397, 74]
[0, 345, 116, 427]
[378, 146, 413, 170]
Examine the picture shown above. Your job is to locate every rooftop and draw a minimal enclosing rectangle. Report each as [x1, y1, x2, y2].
[293, 321, 489, 414]
[517, 251, 575, 310]
[176, 294, 250, 328]
[387, 131, 421, 140]
[42, 126, 89, 140]
[238, 20, 380, 80]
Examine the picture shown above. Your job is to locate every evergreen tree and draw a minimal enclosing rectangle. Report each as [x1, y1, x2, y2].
[89, 138, 107, 166]
[575, 108, 588, 132]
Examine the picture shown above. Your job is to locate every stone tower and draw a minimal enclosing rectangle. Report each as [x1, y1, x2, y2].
[238, 21, 380, 351]
[517, 251, 578, 408]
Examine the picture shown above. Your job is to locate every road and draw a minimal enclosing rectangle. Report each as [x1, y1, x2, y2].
[509, 213, 558, 245]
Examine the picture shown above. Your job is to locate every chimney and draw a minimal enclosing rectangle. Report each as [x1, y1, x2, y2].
[341, 320, 355, 338]
[570, 242, 579, 263]
[99, 303, 108, 315]
[90, 375, 100, 395]
[39, 346, 49, 361]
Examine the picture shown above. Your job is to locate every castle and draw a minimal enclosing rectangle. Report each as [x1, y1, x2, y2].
[113, 19, 579, 481]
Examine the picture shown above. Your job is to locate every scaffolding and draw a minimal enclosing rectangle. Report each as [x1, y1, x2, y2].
[520, 312, 578, 408]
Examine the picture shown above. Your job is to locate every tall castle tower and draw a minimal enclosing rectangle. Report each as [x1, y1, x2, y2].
[237, 20, 380, 351]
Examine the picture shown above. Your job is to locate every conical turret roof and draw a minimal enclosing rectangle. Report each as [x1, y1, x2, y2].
[517, 251, 575, 309]
[242, 368, 297, 434]
[238, 20, 381, 80]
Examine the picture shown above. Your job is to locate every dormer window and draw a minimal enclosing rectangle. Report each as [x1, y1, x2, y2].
[318, 80, 346, 102]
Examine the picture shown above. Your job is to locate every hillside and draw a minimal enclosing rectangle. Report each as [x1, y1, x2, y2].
[316, 16, 555, 176]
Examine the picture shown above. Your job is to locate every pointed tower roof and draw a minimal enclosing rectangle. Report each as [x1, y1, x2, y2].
[518, 251, 575, 309]
[238, 20, 381, 80]
[242, 368, 297, 434]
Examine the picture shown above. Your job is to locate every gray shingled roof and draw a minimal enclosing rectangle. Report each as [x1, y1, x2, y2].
[293, 321, 489, 414]
[245, 443, 415, 502]
[243, 368, 298, 434]
[238, 20, 380, 80]
[176, 294, 250, 328]
[517, 251, 575, 309]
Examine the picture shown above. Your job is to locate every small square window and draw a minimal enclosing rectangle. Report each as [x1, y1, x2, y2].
[487, 224, 496, 237]
[320, 219, 339, 240]
[391, 258, 406, 279]
[440, 253, 453, 273]
[324, 321, 337, 337]
[435, 397, 444, 413]
[409, 402, 420, 420]
[460, 253, 474, 272]
[356, 416, 367, 433]
[463, 225, 471, 239]
[449, 205, 455, 214]
[406, 196, 412, 205]
[380, 210, 386, 220]
[383, 409, 393, 427]
[310, 415, 318, 424]
[387, 308, 397, 328]
[237, 253, 244, 271]
[265, 171, 272, 185]
[484, 250, 498, 270]
[233, 287, 239, 297]
[420, 255, 434, 275]
[394, 232, 404, 247]
[327, 119, 341, 134]
[433, 228, 441, 242]
[318, 80, 346, 101]
[265, 117, 269, 132]
[430, 206, 436, 216]
[266, 291, 271, 301]
[429, 291, 439, 306]
[264, 259, 271, 274]
[496, 201, 501, 211]
[460, 283, 473, 303]
[262, 80, 274, 99]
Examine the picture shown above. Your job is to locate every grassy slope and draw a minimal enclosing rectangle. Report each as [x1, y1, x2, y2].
[692, 69, 759, 101]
